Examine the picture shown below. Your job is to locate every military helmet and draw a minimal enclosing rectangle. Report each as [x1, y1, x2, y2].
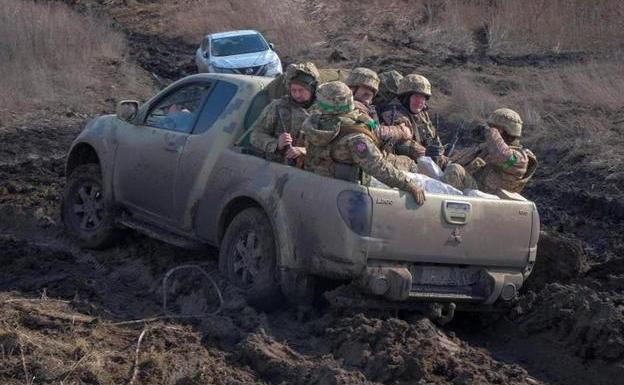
[284, 62, 320, 92]
[316, 81, 354, 114]
[378, 70, 403, 97]
[397, 74, 432, 99]
[346, 67, 380, 94]
[487, 108, 523, 137]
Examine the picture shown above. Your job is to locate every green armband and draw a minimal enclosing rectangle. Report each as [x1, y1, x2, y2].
[499, 153, 517, 169]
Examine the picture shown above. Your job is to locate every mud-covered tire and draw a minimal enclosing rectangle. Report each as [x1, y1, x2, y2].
[219, 207, 282, 310]
[62, 164, 118, 249]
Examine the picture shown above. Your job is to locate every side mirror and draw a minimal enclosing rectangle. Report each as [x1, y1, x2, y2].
[116, 100, 139, 122]
[203, 51, 209, 58]
[269, 42, 275, 50]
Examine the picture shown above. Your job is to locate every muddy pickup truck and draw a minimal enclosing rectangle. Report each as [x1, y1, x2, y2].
[62, 73, 540, 313]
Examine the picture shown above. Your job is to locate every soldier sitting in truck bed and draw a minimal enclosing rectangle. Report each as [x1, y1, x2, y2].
[303, 81, 426, 205]
[442, 108, 538, 197]
[346, 67, 416, 172]
[250, 62, 320, 165]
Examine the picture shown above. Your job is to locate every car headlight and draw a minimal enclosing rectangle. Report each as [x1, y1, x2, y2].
[266, 58, 282, 72]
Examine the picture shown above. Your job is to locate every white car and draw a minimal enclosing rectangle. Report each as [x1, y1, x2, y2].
[195, 30, 283, 77]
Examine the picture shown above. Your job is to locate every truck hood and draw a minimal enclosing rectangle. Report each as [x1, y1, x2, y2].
[211, 50, 277, 68]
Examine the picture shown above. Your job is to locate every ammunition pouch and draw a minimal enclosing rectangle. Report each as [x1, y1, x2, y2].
[465, 157, 486, 174]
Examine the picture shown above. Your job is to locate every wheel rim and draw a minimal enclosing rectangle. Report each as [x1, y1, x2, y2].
[71, 181, 105, 231]
[231, 230, 262, 286]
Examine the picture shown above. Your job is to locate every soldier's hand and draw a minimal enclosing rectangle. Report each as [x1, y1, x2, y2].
[398, 122, 412, 140]
[409, 184, 426, 205]
[406, 141, 426, 158]
[278, 133, 293, 150]
[286, 146, 306, 159]
[437, 154, 450, 170]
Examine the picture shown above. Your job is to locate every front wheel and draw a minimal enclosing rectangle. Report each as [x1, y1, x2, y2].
[219, 207, 282, 309]
[62, 164, 118, 249]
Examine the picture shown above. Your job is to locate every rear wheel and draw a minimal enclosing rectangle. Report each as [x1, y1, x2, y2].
[62, 164, 118, 249]
[219, 207, 282, 309]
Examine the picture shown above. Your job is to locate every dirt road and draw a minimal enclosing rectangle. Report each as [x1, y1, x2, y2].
[1, 1, 623, 384]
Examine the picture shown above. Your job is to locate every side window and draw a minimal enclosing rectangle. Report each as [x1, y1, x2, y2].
[192, 81, 238, 134]
[144, 83, 212, 133]
[200, 37, 209, 53]
[236, 90, 270, 148]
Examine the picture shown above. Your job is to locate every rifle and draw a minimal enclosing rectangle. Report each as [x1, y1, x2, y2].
[444, 122, 463, 158]
[276, 106, 296, 166]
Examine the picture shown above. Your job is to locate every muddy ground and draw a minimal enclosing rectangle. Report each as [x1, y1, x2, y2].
[1, 1, 624, 385]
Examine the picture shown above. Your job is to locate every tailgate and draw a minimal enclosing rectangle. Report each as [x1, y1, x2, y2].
[367, 187, 536, 268]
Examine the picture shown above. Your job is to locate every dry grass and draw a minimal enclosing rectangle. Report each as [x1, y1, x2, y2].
[172, 0, 320, 58]
[0, 0, 125, 109]
[348, 0, 624, 55]
[442, 60, 624, 171]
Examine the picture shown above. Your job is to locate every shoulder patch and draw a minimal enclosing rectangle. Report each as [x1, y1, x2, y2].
[352, 138, 371, 158]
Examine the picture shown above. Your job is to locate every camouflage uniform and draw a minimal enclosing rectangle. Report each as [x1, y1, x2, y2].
[347, 68, 415, 172]
[442, 108, 538, 196]
[250, 63, 320, 162]
[374, 70, 403, 111]
[380, 74, 444, 162]
[303, 81, 417, 192]
[265, 67, 350, 100]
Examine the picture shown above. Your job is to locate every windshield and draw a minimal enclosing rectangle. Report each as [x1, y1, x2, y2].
[211, 34, 269, 57]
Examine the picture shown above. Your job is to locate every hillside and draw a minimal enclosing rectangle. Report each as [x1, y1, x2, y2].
[1, 1, 623, 384]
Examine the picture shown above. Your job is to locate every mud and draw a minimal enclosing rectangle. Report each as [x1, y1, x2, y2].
[2, 1, 624, 385]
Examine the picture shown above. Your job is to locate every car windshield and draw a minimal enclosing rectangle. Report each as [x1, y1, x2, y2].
[211, 34, 268, 57]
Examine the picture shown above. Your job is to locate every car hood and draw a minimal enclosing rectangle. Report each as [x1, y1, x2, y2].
[210, 50, 277, 68]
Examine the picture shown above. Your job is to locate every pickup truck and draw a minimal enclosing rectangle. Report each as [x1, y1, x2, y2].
[62, 73, 540, 313]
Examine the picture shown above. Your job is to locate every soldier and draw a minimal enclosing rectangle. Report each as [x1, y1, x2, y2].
[347, 68, 411, 143]
[303, 81, 426, 205]
[346, 68, 414, 171]
[374, 69, 403, 112]
[442, 108, 538, 197]
[380, 74, 448, 168]
[250, 62, 320, 164]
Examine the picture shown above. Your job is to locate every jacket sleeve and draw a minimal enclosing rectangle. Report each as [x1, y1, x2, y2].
[484, 127, 528, 177]
[374, 123, 411, 142]
[347, 134, 414, 191]
[395, 139, 426, 159]
[249, 100, 280, 155]
[381, 107, 411, 127]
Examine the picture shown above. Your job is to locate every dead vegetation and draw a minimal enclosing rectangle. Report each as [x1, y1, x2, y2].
[328, 0, 624, 55]
[172, 0, 321, 58]
[1, 1, 624, 384]
[441, 60, 624, 177]
[0, 0, 126, 110]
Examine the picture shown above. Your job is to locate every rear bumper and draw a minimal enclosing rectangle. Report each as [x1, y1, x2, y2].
[361, 265, 524, 305]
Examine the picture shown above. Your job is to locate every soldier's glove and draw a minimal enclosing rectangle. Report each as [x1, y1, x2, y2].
[408, 184, 426, 206]
[425, 144, 445, 158]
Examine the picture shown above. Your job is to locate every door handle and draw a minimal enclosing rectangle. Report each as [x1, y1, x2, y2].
[164, 142, 180, 152]
[163, 133, 184, 152]
[443, 200, 472, 225]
